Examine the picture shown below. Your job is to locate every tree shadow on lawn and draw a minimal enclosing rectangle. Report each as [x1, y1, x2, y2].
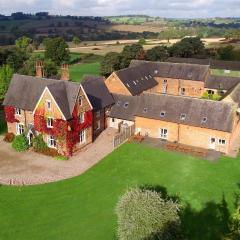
[140, 184, 234, 240]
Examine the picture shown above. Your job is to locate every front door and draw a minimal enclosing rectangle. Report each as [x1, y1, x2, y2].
[210, 137, 216, 149]
[28, 133, 33, 146]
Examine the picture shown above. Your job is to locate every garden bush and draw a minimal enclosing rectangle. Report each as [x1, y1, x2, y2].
[116, 188, 182, 240]
[54, 155, 69, 161]
[3, 132, 15, 143]
[32, 134, 47, 152]
[12, 135, 29, 152]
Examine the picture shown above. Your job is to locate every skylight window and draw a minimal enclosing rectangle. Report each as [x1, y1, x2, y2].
[126, 83, 130, 88]
[145, 76, 148, 80]
[124, 102, 129, 108]
[133, 81, 137, 85]
[160, 111, 166, 117]
[154, 70, 158, 74]
[201, 117, 207, 123]
[180, 113, 186, 121]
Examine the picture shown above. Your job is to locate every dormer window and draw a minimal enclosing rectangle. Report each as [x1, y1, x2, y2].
[180, 114, 186, 121]
[160, 111, 166, 117]
[15, 108, 21, 116]
[202, 117, 207, 123]
[143, 108, 148, 113]
[46, 100, 51, 110]
[47, 117, 54, 128]
[124, 102, 129, 108]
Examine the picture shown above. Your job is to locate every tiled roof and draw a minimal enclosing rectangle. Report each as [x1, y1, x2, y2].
[110, 93, 235, 132]
[3, 74, 80, 120]
[81, 76, 115, 110]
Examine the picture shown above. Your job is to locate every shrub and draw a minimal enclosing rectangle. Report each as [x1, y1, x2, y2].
[32, 134, 47, 152]
[12, 135, 29, 152]
[54, 155, 69, 161]
[3, 132, 15, 143]
[116, 188, 182, 240]
[224, 207, 240, 240]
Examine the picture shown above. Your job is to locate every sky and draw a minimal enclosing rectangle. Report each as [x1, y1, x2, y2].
[0, 0, 240, 18]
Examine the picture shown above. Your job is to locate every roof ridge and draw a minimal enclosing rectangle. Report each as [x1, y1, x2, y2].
[142, 92, 234, 106]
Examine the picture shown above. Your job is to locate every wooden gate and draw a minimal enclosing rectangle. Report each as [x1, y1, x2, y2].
[113, 125, 135, 148]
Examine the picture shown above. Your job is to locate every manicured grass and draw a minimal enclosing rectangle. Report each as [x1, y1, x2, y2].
[1, 143, 240, 239]
[70, 62, 101, 82]
[211, 68, 240, 77]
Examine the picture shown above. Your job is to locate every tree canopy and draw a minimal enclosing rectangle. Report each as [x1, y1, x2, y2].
[44, 37, 70, 65]
[100, 52, 121, 77]
[146, 46, 169, 62]
[169, 37, 205, 58]
[116, 188, 181, 240]
[0, 64, 14, 99]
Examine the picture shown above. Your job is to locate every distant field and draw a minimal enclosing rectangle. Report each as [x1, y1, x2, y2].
[70, 62, 101, 82]
[105, 24, 164, 33]
[211, 69, 240, 77]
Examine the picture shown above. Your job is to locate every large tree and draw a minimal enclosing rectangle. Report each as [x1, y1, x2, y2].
[100, 52, 121, 77]
[120, 43, 144, 68]
[72, 36, 81, 47]
[169, 37, 205, 58]
[116, 188, 182, 240]
[0, 64, 13, 99]
[146, 46, 169, 62]
[44, 37, 70, 65]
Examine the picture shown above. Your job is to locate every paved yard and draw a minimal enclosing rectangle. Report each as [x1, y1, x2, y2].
[0, 128, 117, 185]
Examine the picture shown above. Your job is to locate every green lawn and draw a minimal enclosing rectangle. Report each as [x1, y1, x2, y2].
[1, 143, 240, 240]
[211, 68, 240, 77]
[70, 62, 101, 82]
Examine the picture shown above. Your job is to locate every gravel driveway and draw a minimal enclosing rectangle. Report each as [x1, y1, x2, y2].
[0, 128, 117, 186]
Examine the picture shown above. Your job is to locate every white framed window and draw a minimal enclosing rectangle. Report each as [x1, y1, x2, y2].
[160, 128, 168, 139]
[79, 96, 83, 106]
[47, 135, 56, 148]
[180, 88, 186, 95]
[47, 117, 54, 128]
[180, 113, 186, 121]
[79, 112, 85, 123]
[15, 108, 21, 116]
[16, 123, 24, 135]
[219, 139, 226, 145]
[96, 111, 101, 118]
[79, 130, 85, 144]
[96, 120, 101, 130]
[112, 118, 115, 122]
[46, 100, 51, 110]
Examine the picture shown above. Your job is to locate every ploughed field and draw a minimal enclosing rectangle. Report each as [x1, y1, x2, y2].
[1, 143, 240, 240]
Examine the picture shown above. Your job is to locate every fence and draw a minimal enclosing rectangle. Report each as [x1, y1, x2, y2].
[113, 125, 135, 148]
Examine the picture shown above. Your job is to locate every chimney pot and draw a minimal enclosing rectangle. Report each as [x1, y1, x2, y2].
[35, 60, 44, 78]
[61, 63, 70, 81]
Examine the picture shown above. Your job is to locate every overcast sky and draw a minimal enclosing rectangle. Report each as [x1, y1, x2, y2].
[0, 0, 240, 18]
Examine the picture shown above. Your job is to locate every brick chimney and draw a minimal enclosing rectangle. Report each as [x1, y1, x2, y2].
[35, 61, 44, 78]
[61, 64, 70, 81]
